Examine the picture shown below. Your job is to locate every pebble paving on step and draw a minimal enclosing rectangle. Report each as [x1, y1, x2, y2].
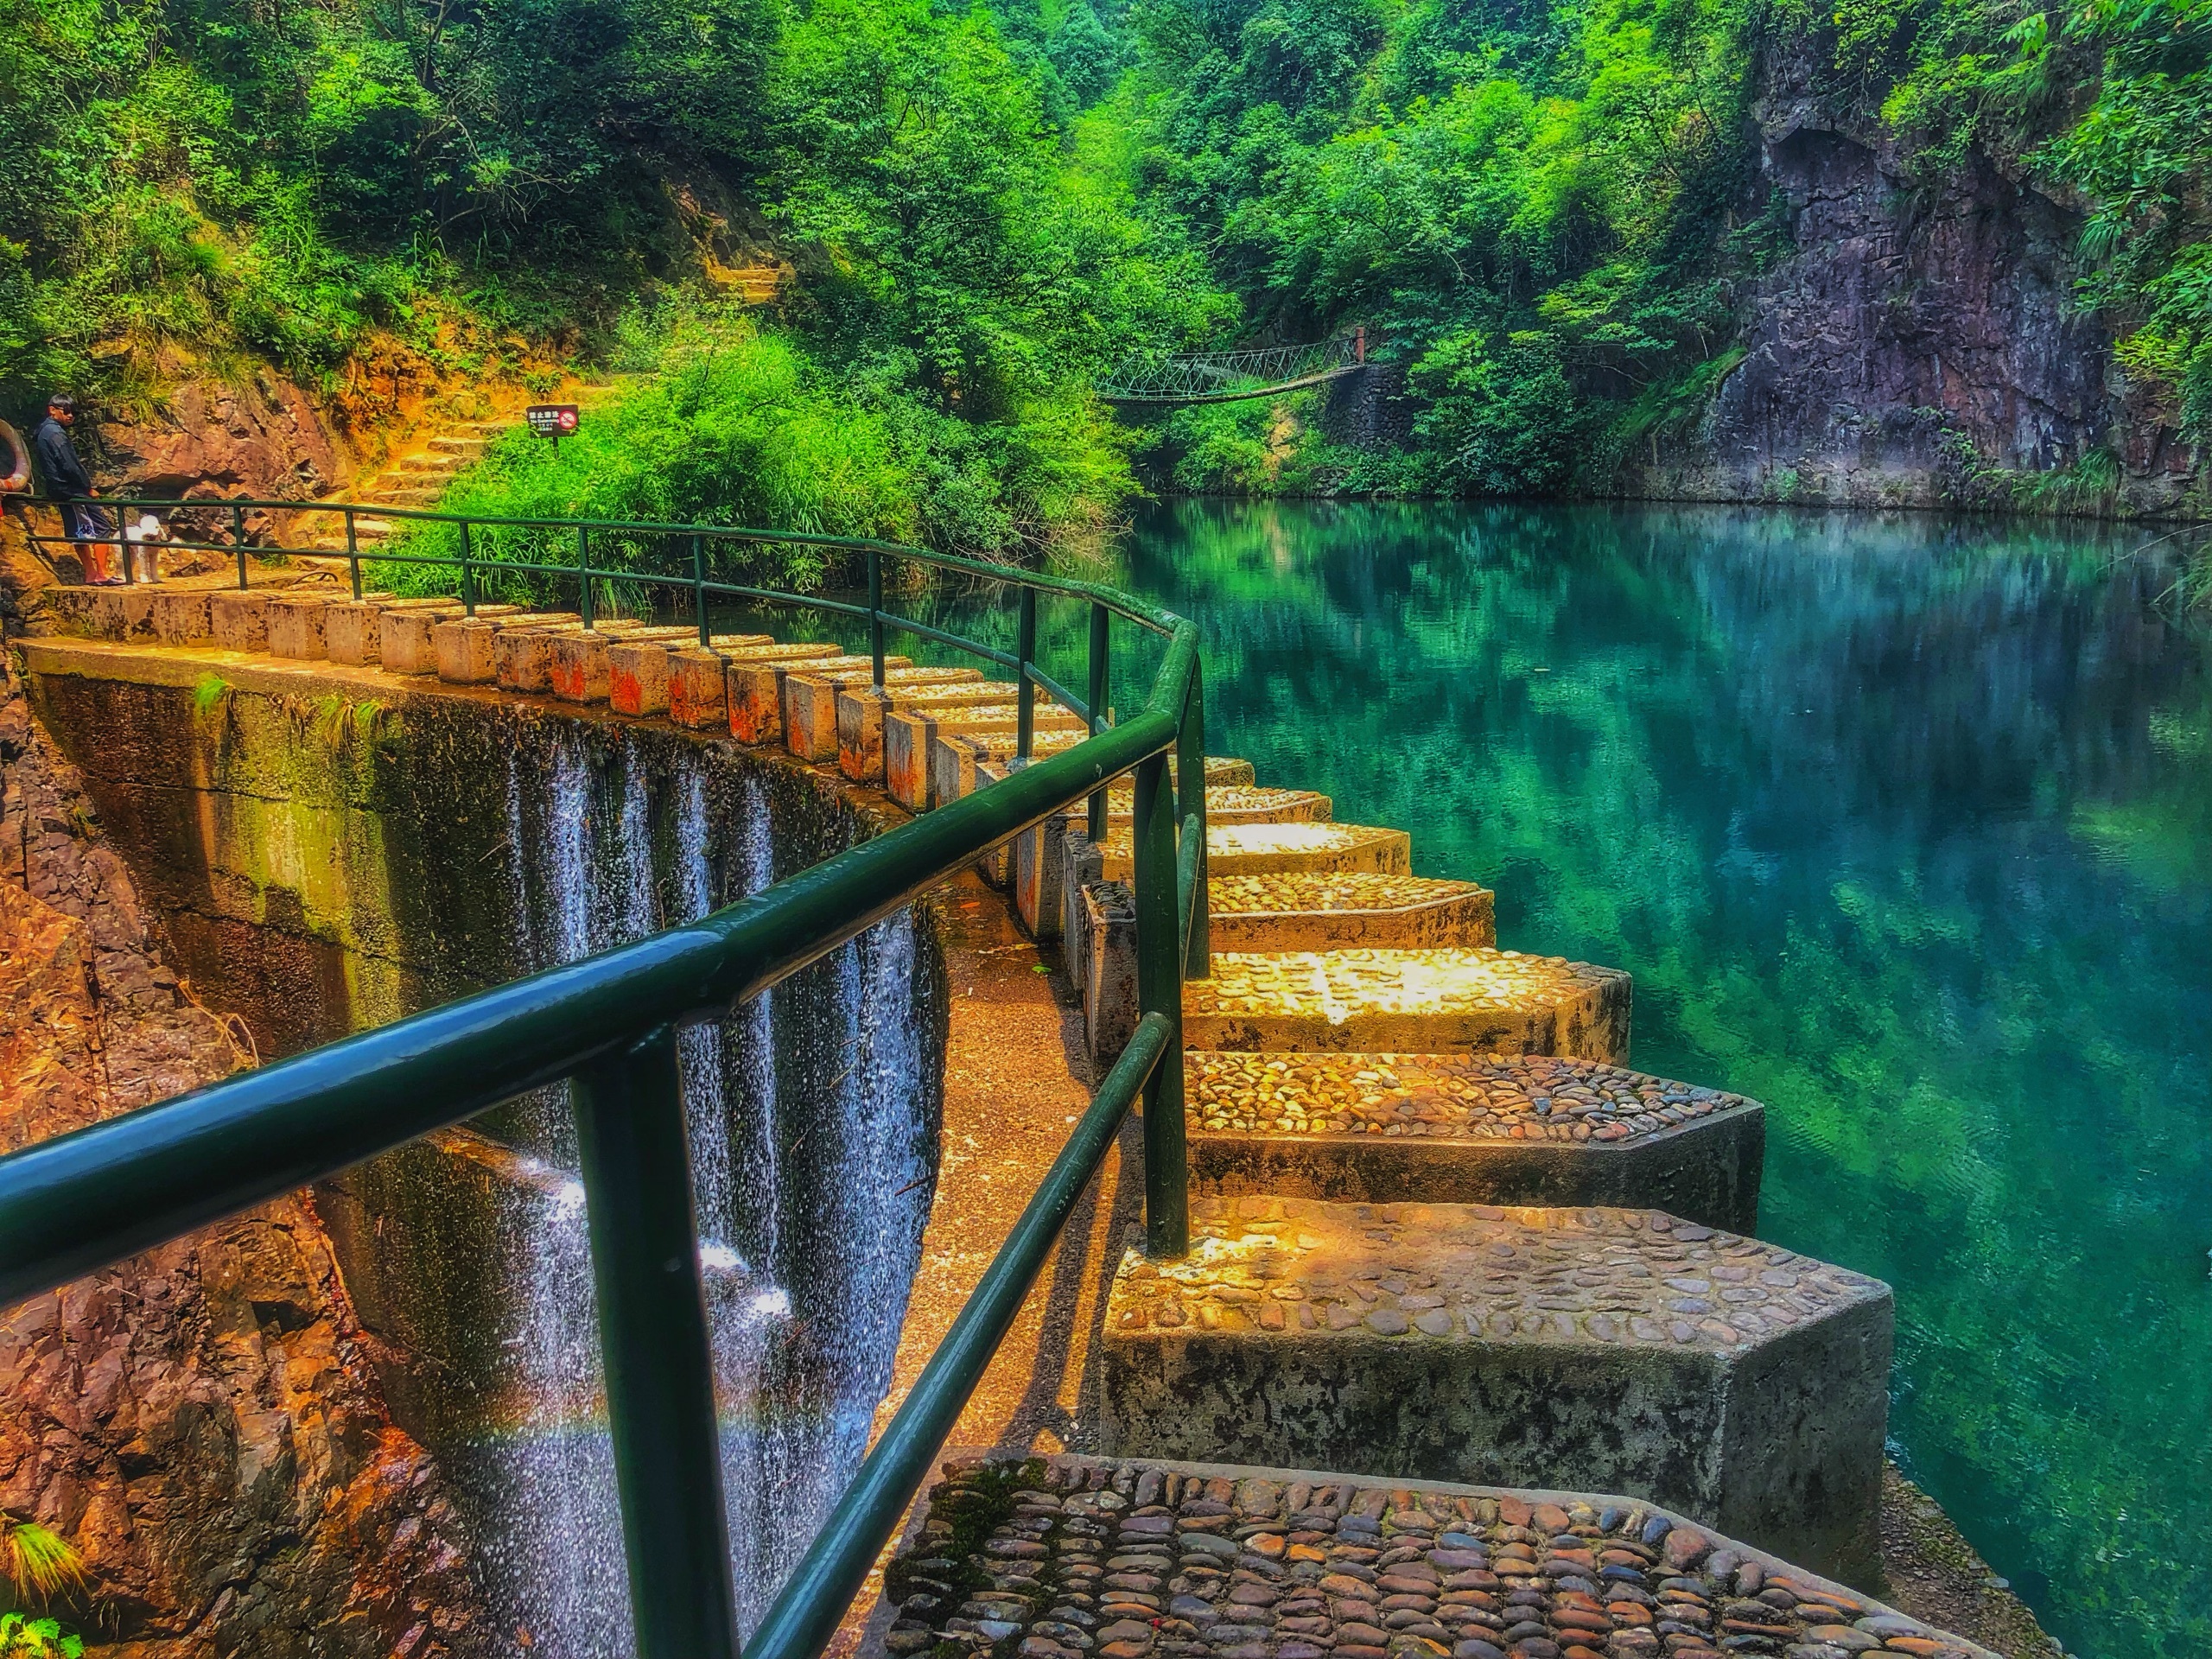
[1207, 875, 1491, 919]
[1102, 787, 1335, 824]
[1098, 823, 1410, 871]
[1187, 1054, 1750, 1145]
[1107, 1196, 1882, 1351]
[1187, 952, 1620, 1024]
[881, 1454, 1986, 1659]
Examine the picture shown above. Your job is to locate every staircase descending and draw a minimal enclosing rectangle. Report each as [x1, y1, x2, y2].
[39, 575, 1987, 1659]
[301, 417, 514, 550]
[890, 707, 1970, 1656]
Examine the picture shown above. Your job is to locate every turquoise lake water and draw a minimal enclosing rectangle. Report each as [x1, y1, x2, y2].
[729, 498, 2209, 1657]
[1122, 501, 2210, 1659]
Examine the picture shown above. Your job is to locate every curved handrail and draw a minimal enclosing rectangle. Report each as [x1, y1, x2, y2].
[0, 501, 1211, 1659]
[5, 492, 1185, 635]
[8, 491, 1177, 734]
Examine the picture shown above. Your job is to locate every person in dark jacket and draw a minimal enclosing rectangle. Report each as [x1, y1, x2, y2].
[32, 394, 119, 584]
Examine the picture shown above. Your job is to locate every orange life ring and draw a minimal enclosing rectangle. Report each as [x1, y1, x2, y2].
[0, 420, 29, 493]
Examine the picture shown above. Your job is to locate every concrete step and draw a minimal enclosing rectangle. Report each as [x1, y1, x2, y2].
[885, 1452, 1983, 1659]
[1099, 1195, 1894, 1586]
[1098, 785, 1332, 828]
[1012, 766, 1265, 942]
[427, 435, 488, 456]
[1208, 871, 1496, 951]
[368, 485, 443, 505]
[925, 718, 1098, 807]
[377, 605, 524, 673]
[393, 454, 464, 476]
[876, 705, 1087, 804]
[1185, 1051, 1763, 1231]
[350, 519, 396, 542]
[1184, 949, 1630, 1060]
[1098, 822, 1411, 880]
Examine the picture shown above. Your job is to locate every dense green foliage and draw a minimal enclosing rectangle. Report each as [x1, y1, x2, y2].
[1063, 0, 2209, 491]
[0, 0, 1217, 560]
[1092, 0, 1774, 493]
[1, 0, 2202, 530]
[0, 1518, 86, 1659]
[378, 302, 1146, 594]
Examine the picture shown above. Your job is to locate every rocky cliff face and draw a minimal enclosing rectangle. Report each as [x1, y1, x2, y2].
[93, 372, 354, 505]
[1638, 38, 2205, 516]
[0, 551, 491, 1657]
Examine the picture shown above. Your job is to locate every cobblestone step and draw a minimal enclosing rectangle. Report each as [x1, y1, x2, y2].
[1096, 785, 1332, 828]
[1098, 822, 1412, 881]
[1185, 950, 1630, 1061]
[1206, 872, 1495, 951]
[1184, 1051, 1763, 1231]
[1097, 1195, 1893, 1586]
[882, 1453, 1988, 1659]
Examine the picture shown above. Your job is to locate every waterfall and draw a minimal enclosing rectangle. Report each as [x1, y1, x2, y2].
[485, 728, 629, 1656]
[676, 768, 735, 1252]
[731, 774, 782, 1274]
[467, 721, 938, 1654]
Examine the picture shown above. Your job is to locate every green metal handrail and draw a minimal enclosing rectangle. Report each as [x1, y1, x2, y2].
[0, 496, 1212, 1659]
[10, 493, 1129, 751]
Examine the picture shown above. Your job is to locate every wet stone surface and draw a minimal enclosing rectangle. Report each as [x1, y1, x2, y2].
[1207, 875, 1491, 920]
[1103, 786, 1335, 824]
[1192, 954, 1618, 1023]
[1108, 1196, 1878, 1351]
[1098, 823, 1412, 878]
[1183, 952, 1630, 1061]
[1187, 1054, 1751, 1146]
[879, 1455, 1988, 1659]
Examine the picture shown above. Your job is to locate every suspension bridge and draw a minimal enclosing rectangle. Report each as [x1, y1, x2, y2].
[1097, 329, 1370, 404]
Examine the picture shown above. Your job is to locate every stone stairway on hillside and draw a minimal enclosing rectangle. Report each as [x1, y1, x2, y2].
[303, 417, 513, 550]
[37, 584, 1989, 1659]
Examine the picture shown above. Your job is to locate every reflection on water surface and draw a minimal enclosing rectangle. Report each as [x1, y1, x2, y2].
[732, 499, 2209, 1657]
[1125, 501, 2209, 1659]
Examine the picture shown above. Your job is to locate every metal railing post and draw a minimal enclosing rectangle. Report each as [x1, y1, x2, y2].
[1016, 585, 1038, 763]
[1179, 665, 1210, 976]
[344, 511, 362, 600]
[577, 525, 594, 629]
[692, 533, 709, 645]
[868, 546, 887, 689]
[571, 1027, 740, 1659]
[457, 520, 476, 615]
[1131, 750, 1188, 1258]
[1086, 601, 1110, 842]
[231, 503, 248, 589]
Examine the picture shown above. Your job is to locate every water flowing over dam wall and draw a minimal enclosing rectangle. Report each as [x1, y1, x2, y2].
[24, 655, 950, 1651]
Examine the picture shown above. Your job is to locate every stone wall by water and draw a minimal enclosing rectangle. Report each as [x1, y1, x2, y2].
[1, 647, 493, 1659]
[25, 664, 950, 1653]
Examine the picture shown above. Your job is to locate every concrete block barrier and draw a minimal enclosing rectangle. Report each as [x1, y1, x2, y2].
[149, 589, 213, 645]
[266, 593, 336, 659]
[209, 590, 274, 653]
